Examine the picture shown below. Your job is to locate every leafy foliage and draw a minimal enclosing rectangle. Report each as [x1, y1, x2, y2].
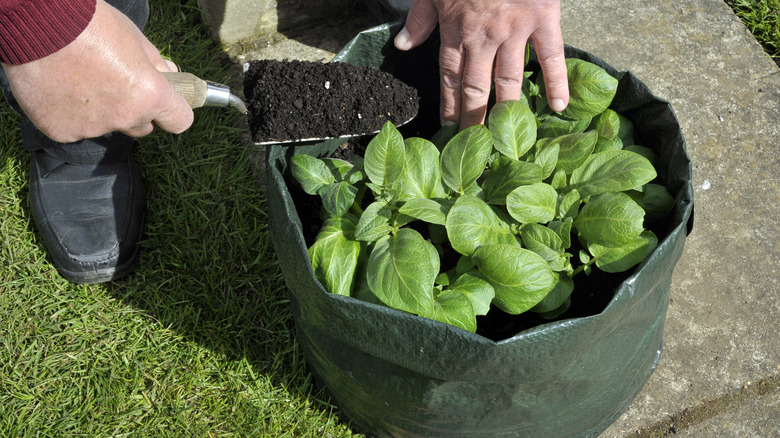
[289, 59, 674, 333]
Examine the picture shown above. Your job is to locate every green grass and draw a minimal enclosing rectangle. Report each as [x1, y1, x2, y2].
[0, 1, 360, 436]
[726, 0, 780, 65]
[1, 0, 777, 436]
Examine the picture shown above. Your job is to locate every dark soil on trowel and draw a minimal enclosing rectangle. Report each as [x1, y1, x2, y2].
[243, 59, 419, 143]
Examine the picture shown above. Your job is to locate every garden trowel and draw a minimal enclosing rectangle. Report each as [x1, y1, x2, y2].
[163, 71, 416, 145]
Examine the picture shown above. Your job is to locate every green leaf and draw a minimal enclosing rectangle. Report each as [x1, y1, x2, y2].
[435, 270, 455, 286]
[440, 125, 493, 193]
[364, 121, 406, 188]
[450, 272, 495, 315]
[431, 289, 476, 332]
[367, 228, 440, 316]
[482, 156, 543, 205]
[319, 182, 358, 217]
[398, 197, 447, 225]
[530, 272, 574, 313]
[548, 217, 574, 249]
[624, 145, 657, 166]
[559, 58, 619, 120]
[352, 247, 381, 304]
[616, 114, 635, 146]
[549, 168, 567, 190]
[506, 183, 558, 224]
[392, 211, 416, 229]
[431, 123, 459, 150]
[309, 216, 361, 297]
[488, 100, 537, 160]
[593, 136, 622, 153]
[569, 150, 657, 198]
[322, 158, 353, 181]
[534, 143, 559, 180]
[472, 244, 555, 314]
[354, 201, 392, 242]
[534, 137, 553, 157]
[538, 114, 591, 138]
[397, 137, 447, 201]
[290, 154, 335, 195]
[588, 109, 622, 140]
[574, 192, 645, 247]
[536, 297, 571, 319]
[446, 195, 519, 256]
[627, 184, 675, 223]
[519, 223, 570, 271]
[431, 272, 495, 332]
[558, 189, 582, 219]
[587, 230, 658, 273]
[455, 255, 476, 276]
[543, 131, 598, 174]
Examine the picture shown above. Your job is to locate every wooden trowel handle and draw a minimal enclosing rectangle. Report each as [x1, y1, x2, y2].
[163, 71, 247, 113]
[162, 71, 209, 109]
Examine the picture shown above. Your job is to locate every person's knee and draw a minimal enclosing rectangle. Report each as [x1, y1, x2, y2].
[104, 0, 150, 30]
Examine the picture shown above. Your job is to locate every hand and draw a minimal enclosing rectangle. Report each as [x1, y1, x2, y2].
[1, 0, 193, 143]
[394, 0, 569, 129]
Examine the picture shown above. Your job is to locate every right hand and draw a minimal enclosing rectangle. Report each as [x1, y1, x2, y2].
[1, 0, 193, 143]
[394, 0, 569, 130]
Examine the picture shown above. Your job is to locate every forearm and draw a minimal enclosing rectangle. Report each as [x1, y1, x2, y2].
[0, 0, 96, 65]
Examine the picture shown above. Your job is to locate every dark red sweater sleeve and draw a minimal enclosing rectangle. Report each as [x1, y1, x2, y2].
[0, 0, 97, 65]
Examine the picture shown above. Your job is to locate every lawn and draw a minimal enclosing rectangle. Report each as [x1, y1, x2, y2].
[1, 0, 777, 437]
[726, 0, 780, 66]
[0, 1, 360, 436]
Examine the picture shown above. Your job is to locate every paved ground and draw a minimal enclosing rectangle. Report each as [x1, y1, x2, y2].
[201, 0, 780, 435]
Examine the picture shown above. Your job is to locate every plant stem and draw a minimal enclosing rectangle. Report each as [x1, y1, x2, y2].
[350, 185, 367, 216]
[571, 256, 598, 277]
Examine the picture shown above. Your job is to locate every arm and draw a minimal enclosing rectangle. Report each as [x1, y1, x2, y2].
[394, 0, 569, 129]
[1, 0, 193, 142]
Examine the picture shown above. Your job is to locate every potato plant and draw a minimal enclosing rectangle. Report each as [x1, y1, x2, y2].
[289, 58, 675, 333]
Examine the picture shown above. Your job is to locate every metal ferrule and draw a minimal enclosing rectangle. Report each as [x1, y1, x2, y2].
[204, 81, 232, 107]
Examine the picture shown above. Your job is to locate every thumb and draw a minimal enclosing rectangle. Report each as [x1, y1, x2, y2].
[137, 36, 193, 133]
[152, 72, 195, 134]
[394, 0, 438, 51]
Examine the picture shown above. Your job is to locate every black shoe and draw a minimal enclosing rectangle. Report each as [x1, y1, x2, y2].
[24, 122, 145, 284]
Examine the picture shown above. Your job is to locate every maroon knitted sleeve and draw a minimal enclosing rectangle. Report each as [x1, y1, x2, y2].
[0, 0, 97, 65]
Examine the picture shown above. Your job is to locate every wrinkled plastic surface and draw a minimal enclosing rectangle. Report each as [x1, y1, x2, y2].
[266, 22, 694, 438]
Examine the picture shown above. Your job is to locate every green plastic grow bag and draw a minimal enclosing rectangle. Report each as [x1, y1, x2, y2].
[266, 22, 693, 438]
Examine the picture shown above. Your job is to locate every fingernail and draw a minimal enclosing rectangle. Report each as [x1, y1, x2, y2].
[550, 99, 566, 113]
[395, 28, 412, 51]
[165, 59, 180, 72]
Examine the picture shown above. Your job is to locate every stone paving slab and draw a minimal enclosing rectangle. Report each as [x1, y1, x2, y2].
[677, 383, 780, 437]
[558, 0, 780, 436]
[201, 0, 780, 435]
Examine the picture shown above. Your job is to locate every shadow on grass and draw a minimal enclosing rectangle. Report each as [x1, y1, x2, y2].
[96, 111, 360, 431]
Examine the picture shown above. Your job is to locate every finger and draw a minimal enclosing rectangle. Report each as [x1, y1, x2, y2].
[151, 82, 195, 135]
[129, 71, 193, 135]
[137, 38, 192, 132]
[494, 37, 528, 103]
[162, 59, 179, 72]
[121, 119, 156, 138]
[531, 25, 568, 112]
[438, 44, 464, 127]
[395, 0, 438, 51]
[457, 45, 496, 128]
[139, 34, 179, 73]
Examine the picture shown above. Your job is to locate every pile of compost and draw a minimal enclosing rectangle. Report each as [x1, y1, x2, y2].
[243, 59, 419, 143]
